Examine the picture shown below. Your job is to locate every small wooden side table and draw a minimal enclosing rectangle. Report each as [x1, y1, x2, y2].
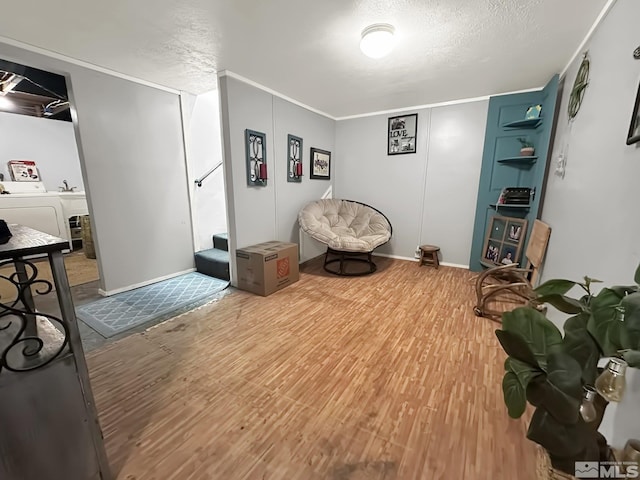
[419, 245, 440, 269]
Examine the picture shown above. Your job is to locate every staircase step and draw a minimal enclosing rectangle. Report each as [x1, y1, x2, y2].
[195, 248, 230, 281]
[212, 233, 228, 252]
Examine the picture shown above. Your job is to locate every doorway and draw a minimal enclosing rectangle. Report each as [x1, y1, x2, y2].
[0, 58, 102, 347]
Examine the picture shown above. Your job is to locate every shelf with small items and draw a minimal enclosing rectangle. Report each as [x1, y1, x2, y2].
[496, 156, 538, 165]
[489, 203, 531, 210]
[502, 118, 542, 129]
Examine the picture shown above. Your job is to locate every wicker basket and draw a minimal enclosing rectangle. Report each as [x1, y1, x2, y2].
[536, 446, 577, 480]
[80, 215, 96, 259]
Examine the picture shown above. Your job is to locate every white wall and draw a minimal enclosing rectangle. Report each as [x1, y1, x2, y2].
[335, 101, 487, 266]
[539, 0, 640, 450]
[181, 90, 227, 252]
[540, 0, 640, 287]
[0, 112, 84, 192]
[218, 75, 335, 285]
[0, 42, 195, 295]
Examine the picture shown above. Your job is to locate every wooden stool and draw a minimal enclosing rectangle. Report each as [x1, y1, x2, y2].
[419, 245, 440, 269]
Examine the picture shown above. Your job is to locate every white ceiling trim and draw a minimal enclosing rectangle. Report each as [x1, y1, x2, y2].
[0, 34, 181, 95]
[218, 70, 336, 120]
[336, 86, 549, 121]
[560, 0, 618, 78]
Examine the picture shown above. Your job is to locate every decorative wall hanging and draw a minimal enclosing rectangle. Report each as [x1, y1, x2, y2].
[287, 134, 303, 183]
[568, 52, 589, 120]
[309, 148, 331, 180]
[388, 113, 417, 155]
[627, 81, 640, 146]
[245, 129, 267, 186]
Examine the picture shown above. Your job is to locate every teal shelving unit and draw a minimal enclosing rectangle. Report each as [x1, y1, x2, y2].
[502, 118, 542, 129]
[469, 75, 560, 271]
[496, 156, 538, 165]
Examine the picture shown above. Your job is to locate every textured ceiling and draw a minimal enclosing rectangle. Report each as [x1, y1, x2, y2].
[0, 0, 608, 117]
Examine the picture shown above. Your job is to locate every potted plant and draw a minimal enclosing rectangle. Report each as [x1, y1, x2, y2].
[495, 264, 640, 477]
[518, 138, 535, 156]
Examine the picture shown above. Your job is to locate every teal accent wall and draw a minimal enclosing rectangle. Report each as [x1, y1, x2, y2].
[469, 75, 559, 271]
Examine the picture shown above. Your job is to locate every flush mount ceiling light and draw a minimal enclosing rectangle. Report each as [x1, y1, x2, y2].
[360, 24, 395, 59]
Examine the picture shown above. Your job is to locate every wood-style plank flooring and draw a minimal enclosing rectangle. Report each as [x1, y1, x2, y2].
[87, 257, 536, 480]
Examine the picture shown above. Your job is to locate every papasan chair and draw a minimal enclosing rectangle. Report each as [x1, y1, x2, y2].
[298, 199, 392, 276]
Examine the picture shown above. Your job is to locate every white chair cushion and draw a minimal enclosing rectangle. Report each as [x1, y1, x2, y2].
[298, 199, 392, 252]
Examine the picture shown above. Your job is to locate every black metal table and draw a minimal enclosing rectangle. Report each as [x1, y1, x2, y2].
[0, 225, 111, 480]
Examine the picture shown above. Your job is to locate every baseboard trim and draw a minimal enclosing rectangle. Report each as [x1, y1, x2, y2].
[300, 251, 470, 270]
[373, 253, 469, 269]
[440, 262, 469, 269]
[373, 252, 416, 262]
[98, 268, 197, 297]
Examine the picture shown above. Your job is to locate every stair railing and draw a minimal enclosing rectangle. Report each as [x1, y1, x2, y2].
[194, 161, 223, 187]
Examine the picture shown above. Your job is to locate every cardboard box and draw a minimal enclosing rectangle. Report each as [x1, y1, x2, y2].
[236, 241, 299, 296]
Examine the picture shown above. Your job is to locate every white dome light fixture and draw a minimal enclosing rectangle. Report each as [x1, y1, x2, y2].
[360, 24, 395, 59]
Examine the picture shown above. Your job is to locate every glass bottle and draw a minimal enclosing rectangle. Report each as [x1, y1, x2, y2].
[579, 385, 598, 423]
[595, 358, 628, 402]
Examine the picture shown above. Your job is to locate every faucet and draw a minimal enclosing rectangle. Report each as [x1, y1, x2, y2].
[59, 180, 77, 192]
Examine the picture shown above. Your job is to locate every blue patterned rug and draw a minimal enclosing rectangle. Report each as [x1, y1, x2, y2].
[76, 272, 229, 338]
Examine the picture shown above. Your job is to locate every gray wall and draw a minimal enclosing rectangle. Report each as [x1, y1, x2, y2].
[538, 0, 639, 450]
[0, 112, 84, 192]
[335, 101, 488, 266]
[218, 76, 335, 285]
[540, 0, 640, 286]
[0, 42, 195, 294]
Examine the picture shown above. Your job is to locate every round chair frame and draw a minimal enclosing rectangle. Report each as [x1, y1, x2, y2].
[319, 200, 392, 277]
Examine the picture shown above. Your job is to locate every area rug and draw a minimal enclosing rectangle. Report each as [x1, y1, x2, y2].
[0, 250, 99, 302]
[75, 272, 229, 338]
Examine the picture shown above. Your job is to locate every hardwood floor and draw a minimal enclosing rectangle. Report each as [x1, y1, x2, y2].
[87, 257, 536, 480]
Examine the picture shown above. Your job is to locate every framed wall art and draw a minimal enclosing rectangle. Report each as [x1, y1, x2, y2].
[627, 81, 640, 146]
[287, 134, 303, 183]
[481, 216, 528, 267]
[388, 113, 417, 155]
[310, 148, 331, 180]
[245, 129, 267, 186]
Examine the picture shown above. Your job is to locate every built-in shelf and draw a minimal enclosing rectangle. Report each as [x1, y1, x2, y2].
[497, 156, 538, 165]
[490, 203, 531, 210]
[502, 118, 542, 129]
[480, 260, 498, 269]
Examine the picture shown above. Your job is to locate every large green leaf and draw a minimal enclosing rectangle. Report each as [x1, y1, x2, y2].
[526, 375, 548, 408]
[502, 372, 527, 419]
[536, 294, 585, 314]
[621, 292, 640, 349]
[562, 313, 601, 384]
[527, 409, 589, 458]
[587, 288, 624, 355]
[621, 349, 640, 368]
[635, 262, 640, 285]
[495, 329, 539, 368]
[505, 357, 543, 390]
[535, 279, 578, 297]
[501, 308, 563, 369]
[610, 285, 639, 297]
[543, 351, 583, 424]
